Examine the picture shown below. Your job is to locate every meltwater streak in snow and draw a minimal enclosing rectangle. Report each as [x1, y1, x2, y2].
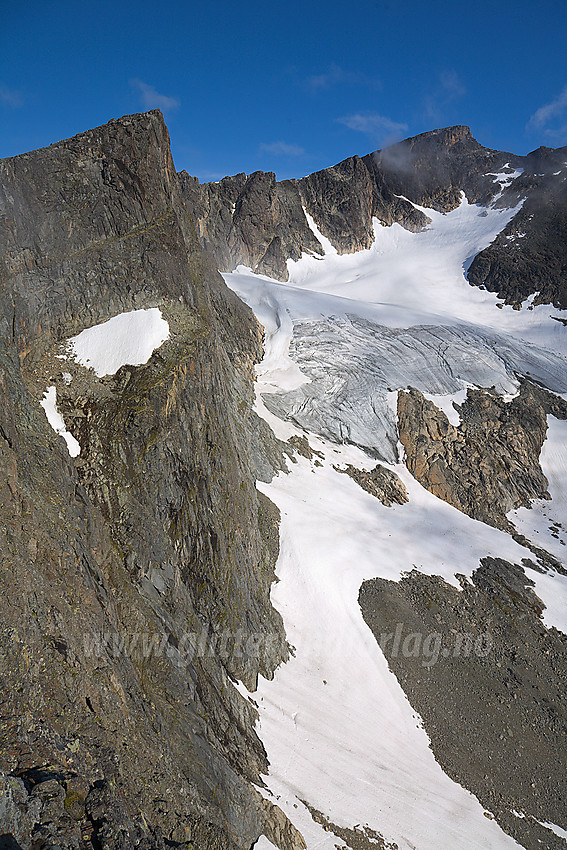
[68, 307, 170, 377]
[224, 194, 566, 847]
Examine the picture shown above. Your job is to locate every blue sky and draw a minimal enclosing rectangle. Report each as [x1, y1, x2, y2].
[1, 0, 566, 181]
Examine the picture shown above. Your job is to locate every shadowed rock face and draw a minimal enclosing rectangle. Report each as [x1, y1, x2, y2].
[0, 111, 296, 850]
[397, 381, 567, 530]
[359, 561, 567, 850]
[467, 144, 567, 308]
[368, 125, 521, 211]
[178, 169, 323, 280]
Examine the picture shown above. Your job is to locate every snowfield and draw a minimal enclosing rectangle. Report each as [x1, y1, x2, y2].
[224, 195, 566, 849]
[251, 444, 533, 850]
[68, 307, 169, 376]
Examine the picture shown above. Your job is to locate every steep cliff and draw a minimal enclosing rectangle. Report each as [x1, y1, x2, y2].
[0, 111, 298, 850]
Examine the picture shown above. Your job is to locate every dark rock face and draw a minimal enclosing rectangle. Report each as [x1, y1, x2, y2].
[467, 144, 567, 308]
[0, 769, 173, 850]
[359, 561, 567, 850]
[397, 381, 567, 530]
[369, 124, 521, 211]
[178, 169, 322, 280]
[0, 111, 295, 850]
[183, 127, 486, 280]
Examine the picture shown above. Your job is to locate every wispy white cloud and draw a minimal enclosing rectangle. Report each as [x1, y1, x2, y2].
[259, 141, 306, 157]
[423, 70, 466, 121]
[305, 63, 382, 93]
[527, 85, 567, 142]
[0, 84, 23, 107]
[439, 70, 466, 99]
[336, 112, 408, 143]
[130, 79, 179, 112]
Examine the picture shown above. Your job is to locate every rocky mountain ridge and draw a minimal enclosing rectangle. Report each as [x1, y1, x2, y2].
[181, 125, 567, 308]
[0, 110, 300, 850]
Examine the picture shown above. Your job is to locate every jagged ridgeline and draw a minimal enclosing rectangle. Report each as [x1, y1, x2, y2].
[181, 125, 567, 308]
[0, 111, 300, 850]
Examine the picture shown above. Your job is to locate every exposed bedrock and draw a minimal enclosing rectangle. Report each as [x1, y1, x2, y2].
[397, 380, 567, 531]
[367, 124, 521, 212]
[179, 168, 324, 281]
[334, 463, 408, 507]
[359, 561, 567, 850]
[0, 110, 294, 850]
[467, 144, 567, 309]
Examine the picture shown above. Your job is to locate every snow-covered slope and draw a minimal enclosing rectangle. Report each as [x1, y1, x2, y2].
[224, 193, 567, 849]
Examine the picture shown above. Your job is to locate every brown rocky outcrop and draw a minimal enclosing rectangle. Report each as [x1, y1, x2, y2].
[335, 463, 408, 507]
[397, 381, 567, 529]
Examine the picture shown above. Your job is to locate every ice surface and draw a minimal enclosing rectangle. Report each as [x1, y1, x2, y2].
[40, 386, 80, 457]
[68, 308, 169, 377]
[227, 273, 567, 463]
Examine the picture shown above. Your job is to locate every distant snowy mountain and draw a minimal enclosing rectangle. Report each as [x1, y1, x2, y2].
[181, 125, 567, 308]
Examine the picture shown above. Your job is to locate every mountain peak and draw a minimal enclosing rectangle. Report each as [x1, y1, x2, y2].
[380, 125, 475, 155]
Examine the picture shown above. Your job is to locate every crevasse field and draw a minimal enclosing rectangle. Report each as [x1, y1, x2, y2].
[224, 193, 567, 850]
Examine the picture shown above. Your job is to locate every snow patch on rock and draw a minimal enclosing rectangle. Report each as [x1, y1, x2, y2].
[41, 386, 80, 457]
[68, 308, 169, 377]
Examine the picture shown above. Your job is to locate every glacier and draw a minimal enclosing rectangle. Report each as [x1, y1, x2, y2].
[224, 194, 567, 849]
